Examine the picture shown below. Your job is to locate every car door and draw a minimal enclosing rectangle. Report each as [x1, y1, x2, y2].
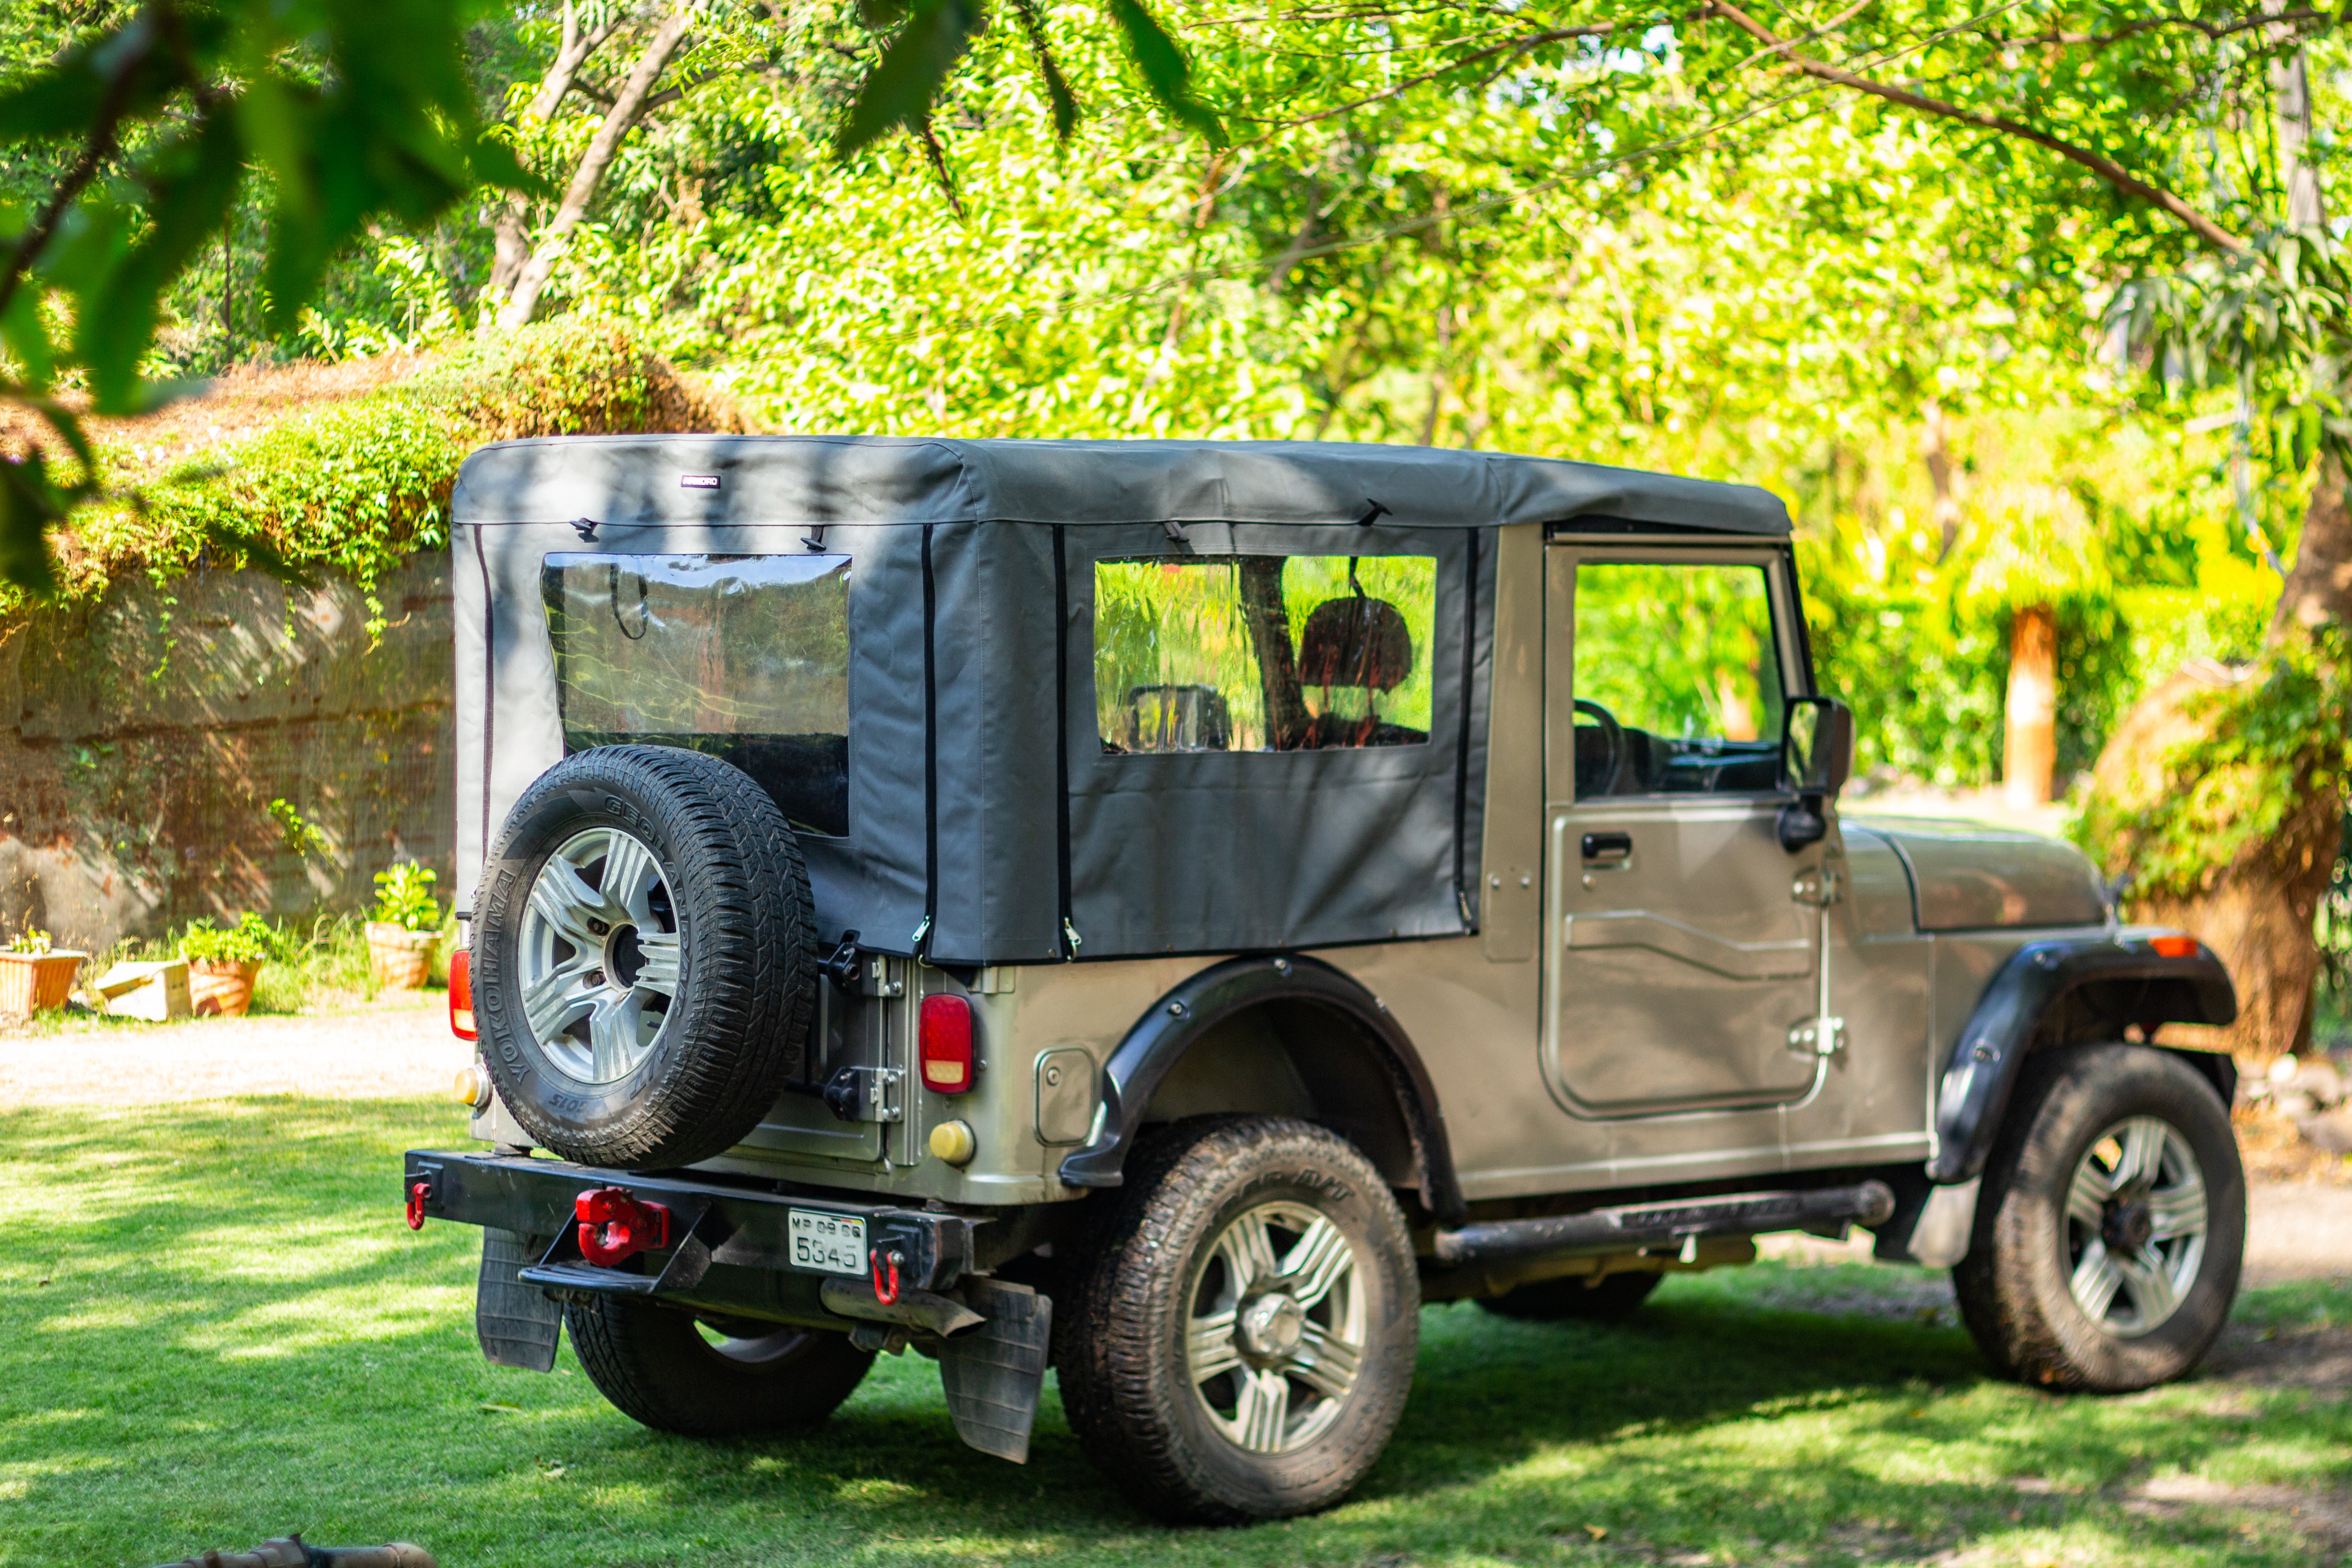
[1541, 545, 1832, 1118]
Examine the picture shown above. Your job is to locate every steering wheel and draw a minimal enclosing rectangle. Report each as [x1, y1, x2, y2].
[1573, 699, 1624, 798]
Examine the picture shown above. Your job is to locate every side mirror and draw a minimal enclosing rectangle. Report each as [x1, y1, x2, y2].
[1777, 698, 1854, 853]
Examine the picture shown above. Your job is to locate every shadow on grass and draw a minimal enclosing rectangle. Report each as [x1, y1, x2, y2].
[1, 1100, 2346, 1568]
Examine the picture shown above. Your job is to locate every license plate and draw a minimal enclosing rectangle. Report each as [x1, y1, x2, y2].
[788, 1209, 868, 1276]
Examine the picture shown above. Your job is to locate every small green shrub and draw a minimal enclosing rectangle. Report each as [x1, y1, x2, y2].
[5, 927, 54, 955]
[371, 863, 441, 931]
[179, 912, 283, 965]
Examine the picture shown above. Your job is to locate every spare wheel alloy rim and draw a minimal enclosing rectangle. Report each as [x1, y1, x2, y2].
[2064, 1115, 2207, 1338]
[1186, 1199, 1367, 1454]
[517, 826, 683, 1084]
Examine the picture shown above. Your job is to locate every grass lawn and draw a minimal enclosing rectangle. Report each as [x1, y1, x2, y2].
[2, 1099, 2346, 1568]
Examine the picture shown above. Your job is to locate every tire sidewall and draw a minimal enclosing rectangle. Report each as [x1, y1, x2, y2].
[1993, 1044, 2245, 1389]
[1129, 1120, 1420, 1519]
[476, 753, 712, 1148]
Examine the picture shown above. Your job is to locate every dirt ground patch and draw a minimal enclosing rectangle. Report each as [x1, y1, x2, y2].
[0, 994, 466, 1103]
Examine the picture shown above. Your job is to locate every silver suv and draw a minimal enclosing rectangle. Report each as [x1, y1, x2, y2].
[408, 436, 2242, 1523]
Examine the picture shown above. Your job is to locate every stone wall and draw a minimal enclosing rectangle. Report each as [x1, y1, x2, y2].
[0, 555, 454, 950]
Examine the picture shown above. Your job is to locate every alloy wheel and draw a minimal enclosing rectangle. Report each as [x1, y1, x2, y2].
[1186, 1200, 1367, 1453]
[2064, 1115, 2208, 1338]
[517, 826, 683, 1083]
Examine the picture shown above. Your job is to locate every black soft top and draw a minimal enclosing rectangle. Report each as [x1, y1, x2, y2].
[453, 435, 1791, 536]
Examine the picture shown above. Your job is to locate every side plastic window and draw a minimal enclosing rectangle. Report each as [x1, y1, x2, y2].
[1572, 562, 1785, 796]
[1094, 555, 1437, 753]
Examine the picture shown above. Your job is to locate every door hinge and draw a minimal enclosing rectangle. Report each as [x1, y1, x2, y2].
[1787, 1016, 1846, 1057]
[1791, 868, 1844, 906]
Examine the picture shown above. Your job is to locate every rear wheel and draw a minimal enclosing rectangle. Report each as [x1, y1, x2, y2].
[1056, 1116, 1421, 1523]
[1480, 1269, 1660, 1324]
[1954, 1044, 2243, 1392]
[566, 1294, 874, 1436]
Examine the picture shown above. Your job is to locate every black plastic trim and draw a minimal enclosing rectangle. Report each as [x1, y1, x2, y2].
[1926, 931, 2239, 1183]
[1431, 1179, 1895, 1266]
[1054, 953, 1465, 1221]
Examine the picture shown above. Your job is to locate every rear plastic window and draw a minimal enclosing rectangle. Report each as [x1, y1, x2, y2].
[1094, 554, 1436, 753]
[543, 553, 851, 835]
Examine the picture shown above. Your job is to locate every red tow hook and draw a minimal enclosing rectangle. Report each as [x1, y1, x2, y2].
[576, 1187, 671, 1267]
[871, 1248, 902, 1305]
[405, 1180, 431, 1231]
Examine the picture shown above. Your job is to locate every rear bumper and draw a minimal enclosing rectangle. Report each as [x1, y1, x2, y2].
[404, 1148, 980, 1330]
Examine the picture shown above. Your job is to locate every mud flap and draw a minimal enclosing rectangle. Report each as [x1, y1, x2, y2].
[477, 1228, 563, 1371]
[937, 1278, 1053, 1463]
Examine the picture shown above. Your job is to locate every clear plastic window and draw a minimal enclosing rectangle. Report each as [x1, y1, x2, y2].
[543, 553, 851, 835]
[1094, 555, 1437, 753]
[1571, 562, 1785, 795]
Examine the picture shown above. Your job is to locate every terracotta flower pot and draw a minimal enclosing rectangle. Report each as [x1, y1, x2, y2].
[189, 958, 262, 1017]
[0, 951, 85, 1015]
[368, 922, 441, 990]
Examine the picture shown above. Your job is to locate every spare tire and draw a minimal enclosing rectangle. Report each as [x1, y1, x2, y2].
[472, 745, 817, 1169]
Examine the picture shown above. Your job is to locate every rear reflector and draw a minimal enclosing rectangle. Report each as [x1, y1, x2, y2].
[919, 994, 974, 1093]
[450, 947, 476, 1040]
[2150, 933, 2200, 959]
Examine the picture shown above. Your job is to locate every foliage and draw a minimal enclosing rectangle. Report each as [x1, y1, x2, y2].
[1, 1096, 2347, 1563]
[372, 863, 441, 932]
[3, 927, 53, 955]
[0, 0, 533, 589]
[177, 912, 284, 966]
[266, 799, 332, 861]
[2075, 631, 2352, 900]
[8, 319, 721, 625]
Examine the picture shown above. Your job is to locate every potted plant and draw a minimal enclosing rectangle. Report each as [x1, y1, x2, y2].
[180, 913, 279, 1017]
[0, 928, 85, 1016]
[368, 863, 443, 990]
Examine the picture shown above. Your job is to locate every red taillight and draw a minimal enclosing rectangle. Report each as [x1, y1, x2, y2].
[449, 947, 475, 1040]
[919, 994, 975, 1094]
[2150, 933, 2200, 959]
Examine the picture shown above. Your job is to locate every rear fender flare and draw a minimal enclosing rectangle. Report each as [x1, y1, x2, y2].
[1054, 954, 1465, 1223]
[1927, 931, 2238, 1184]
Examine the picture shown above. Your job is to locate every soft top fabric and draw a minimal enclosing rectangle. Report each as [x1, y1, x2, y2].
[452, 436, 1790, 536]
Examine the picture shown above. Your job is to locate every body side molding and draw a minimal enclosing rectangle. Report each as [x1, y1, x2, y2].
[1055, 953, 1465, 1222]
[1927, 931, 2237, 1184]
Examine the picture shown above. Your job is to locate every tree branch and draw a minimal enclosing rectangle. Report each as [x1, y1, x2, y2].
[499, 0, 708, 327]
[1255, 20, 1643, 128]
[489, 0, 629, 301]
[1705, 0, 2246, 254]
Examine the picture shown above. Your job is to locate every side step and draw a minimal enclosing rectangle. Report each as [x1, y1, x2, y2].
[1430, 1180, 1896, 1268]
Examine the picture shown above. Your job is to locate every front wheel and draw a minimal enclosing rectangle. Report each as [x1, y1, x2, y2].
[567, 1294, 874, 1436]
[1056, 1116, 1421, 1523]
[1954, 1043, 2244, 1392]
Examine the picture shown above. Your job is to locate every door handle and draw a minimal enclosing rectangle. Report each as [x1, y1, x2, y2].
[1580, 831, 1632, 865]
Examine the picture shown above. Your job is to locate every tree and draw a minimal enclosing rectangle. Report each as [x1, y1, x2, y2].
[0, 0, 1222, 586]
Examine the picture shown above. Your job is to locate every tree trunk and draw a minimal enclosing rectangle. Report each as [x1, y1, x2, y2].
[2004, 603, 2057, 808]
[497, 0, 703, 329]
[2082, 466, 2352, 1063]
[487, 0, 622, 304]
[1922, 402, 1962, 562]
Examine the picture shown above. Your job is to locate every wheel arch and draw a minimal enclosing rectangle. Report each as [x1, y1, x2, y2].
[1055, 954, 1465, 1223]
[1926, 931, 2238, 1184]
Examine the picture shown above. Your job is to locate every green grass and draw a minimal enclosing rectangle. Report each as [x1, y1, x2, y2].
[2, 1099, 2345, 1568]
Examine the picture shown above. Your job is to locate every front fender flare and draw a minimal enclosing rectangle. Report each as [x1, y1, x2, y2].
[1927, 931, 2237, 1184]
[1055, 954, 1465, 1222]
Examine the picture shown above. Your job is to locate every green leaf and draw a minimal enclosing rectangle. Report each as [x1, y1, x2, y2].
[835, 0, 985, 157]
[0, 451, 63, 594]
[74, 114, 245, 412]
[1, 287, 54, 391]
[1104, 0, 1221, 145]
[1010, 0, 1079, 141]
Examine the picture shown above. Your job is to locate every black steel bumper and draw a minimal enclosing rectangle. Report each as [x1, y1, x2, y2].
[403, 1149, 980, 1331]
